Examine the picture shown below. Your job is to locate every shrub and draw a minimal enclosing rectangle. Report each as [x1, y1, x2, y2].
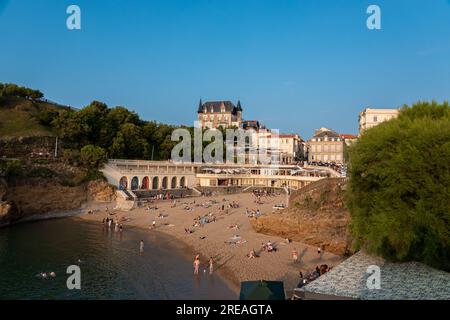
[29, 167, 55, 178]
[83, 169, 107, 183]
[80, 145, 107, 169]
[346, 101, 450, 271]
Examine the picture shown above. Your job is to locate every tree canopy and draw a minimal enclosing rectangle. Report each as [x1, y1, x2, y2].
[346, 101, 450, 271]
[0, 82, 43, 100]
[80, 145, 107, 169]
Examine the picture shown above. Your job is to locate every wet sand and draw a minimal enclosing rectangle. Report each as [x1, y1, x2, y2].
[80, 192, 343, 294]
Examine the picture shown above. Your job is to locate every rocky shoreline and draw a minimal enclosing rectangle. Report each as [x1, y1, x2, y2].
[0, 178, 115, 228]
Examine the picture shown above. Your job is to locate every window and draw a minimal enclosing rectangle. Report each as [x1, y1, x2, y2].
[373, 116, 378, 122]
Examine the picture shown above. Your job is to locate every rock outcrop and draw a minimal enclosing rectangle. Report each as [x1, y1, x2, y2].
[250, 178, 353, 256]
[0, 178, 21, 226]
[87, 180, 116, 202]
[0, 179, 116, 227]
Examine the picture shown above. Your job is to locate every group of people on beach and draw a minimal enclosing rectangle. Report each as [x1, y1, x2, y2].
[298, 264, 333, 287]
[103, 216, 123, 233]
[193, 255, 215, 275]
[96, 191, 332, 293]
[244, 208, 261, 217]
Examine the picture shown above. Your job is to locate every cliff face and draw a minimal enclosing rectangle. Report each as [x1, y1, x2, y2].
[0, 178, 116, 227]
[250, 178, 352, 256]
[0, 178, 21, 225]
[86, 180, 116, 202]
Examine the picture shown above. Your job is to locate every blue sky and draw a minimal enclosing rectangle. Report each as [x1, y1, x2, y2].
[1, 0, 450, 137]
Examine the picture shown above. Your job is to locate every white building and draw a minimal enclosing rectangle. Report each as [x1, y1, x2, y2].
[359, 108, 399, 134]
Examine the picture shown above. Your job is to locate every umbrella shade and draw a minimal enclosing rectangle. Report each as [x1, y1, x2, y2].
[239, 280, 285, 300]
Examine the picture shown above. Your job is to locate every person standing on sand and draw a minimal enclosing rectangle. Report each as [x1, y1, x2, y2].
[140, 240, 144, 254]
[292, 248, 298, 263]
[193, 255, 200, 275]
[209, 257, 214, 275]
[317, 246, 321, 257]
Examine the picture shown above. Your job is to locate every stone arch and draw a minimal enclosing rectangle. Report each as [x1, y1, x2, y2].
[171, 176, 177, 189]
[180, 176, 186, 188]
[119, 176, 128, 190]
[152, 177, 159, 189]
[131, 176, 139, 190]
[141, 176, 149, 190]
[162, 176, 168, 189]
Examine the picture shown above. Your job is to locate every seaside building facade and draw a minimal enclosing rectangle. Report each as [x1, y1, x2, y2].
[196, 100, 304, 165]
[359, 108, 399, 134]
[307, 128, 345, 164]
[102, 159, 341, 192]
[197, 100, 243, 129]
[278, 134, 304, 164]
[339, 134, 358, 146]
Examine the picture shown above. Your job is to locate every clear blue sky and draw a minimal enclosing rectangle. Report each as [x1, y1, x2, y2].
[1, 0, 450, 138]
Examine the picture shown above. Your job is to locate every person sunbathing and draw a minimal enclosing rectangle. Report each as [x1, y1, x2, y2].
[247, 249, 256, 259]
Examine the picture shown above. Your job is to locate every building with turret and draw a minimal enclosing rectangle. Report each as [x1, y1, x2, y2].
[197, 100, 243, 129]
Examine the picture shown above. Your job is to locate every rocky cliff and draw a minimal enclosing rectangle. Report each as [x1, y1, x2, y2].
[250, 178, 352, 256]
[0, 178, 116, 227]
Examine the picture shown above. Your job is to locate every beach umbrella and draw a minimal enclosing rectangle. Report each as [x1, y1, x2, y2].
[239, 280, 285, 300]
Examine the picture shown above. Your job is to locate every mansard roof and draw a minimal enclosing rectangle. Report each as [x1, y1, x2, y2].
[197, 100, 242, 114]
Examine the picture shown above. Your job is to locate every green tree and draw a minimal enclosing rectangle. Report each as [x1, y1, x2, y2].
[110, 123, 150, 159]
[80, 145, 107, 169]
[346, 101, 450, 271]
[0, 82, 43, 100]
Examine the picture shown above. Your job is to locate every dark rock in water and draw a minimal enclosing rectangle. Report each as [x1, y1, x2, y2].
[0, 178, 21, 226]
[0, 200, 21, 226]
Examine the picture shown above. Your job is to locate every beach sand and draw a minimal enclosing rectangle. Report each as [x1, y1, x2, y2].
[80, 192, 343, 295]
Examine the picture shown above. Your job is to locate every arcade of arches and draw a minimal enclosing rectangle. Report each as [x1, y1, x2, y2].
[119, 175, 187, 191]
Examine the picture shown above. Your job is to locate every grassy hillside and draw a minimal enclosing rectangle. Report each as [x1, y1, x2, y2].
[0, 96, 67, 138]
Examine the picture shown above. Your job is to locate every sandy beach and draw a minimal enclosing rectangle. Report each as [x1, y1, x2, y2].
[80, 192, 343, 294]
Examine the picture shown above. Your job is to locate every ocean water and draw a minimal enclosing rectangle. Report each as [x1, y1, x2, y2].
[0, 217, 236, 300]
